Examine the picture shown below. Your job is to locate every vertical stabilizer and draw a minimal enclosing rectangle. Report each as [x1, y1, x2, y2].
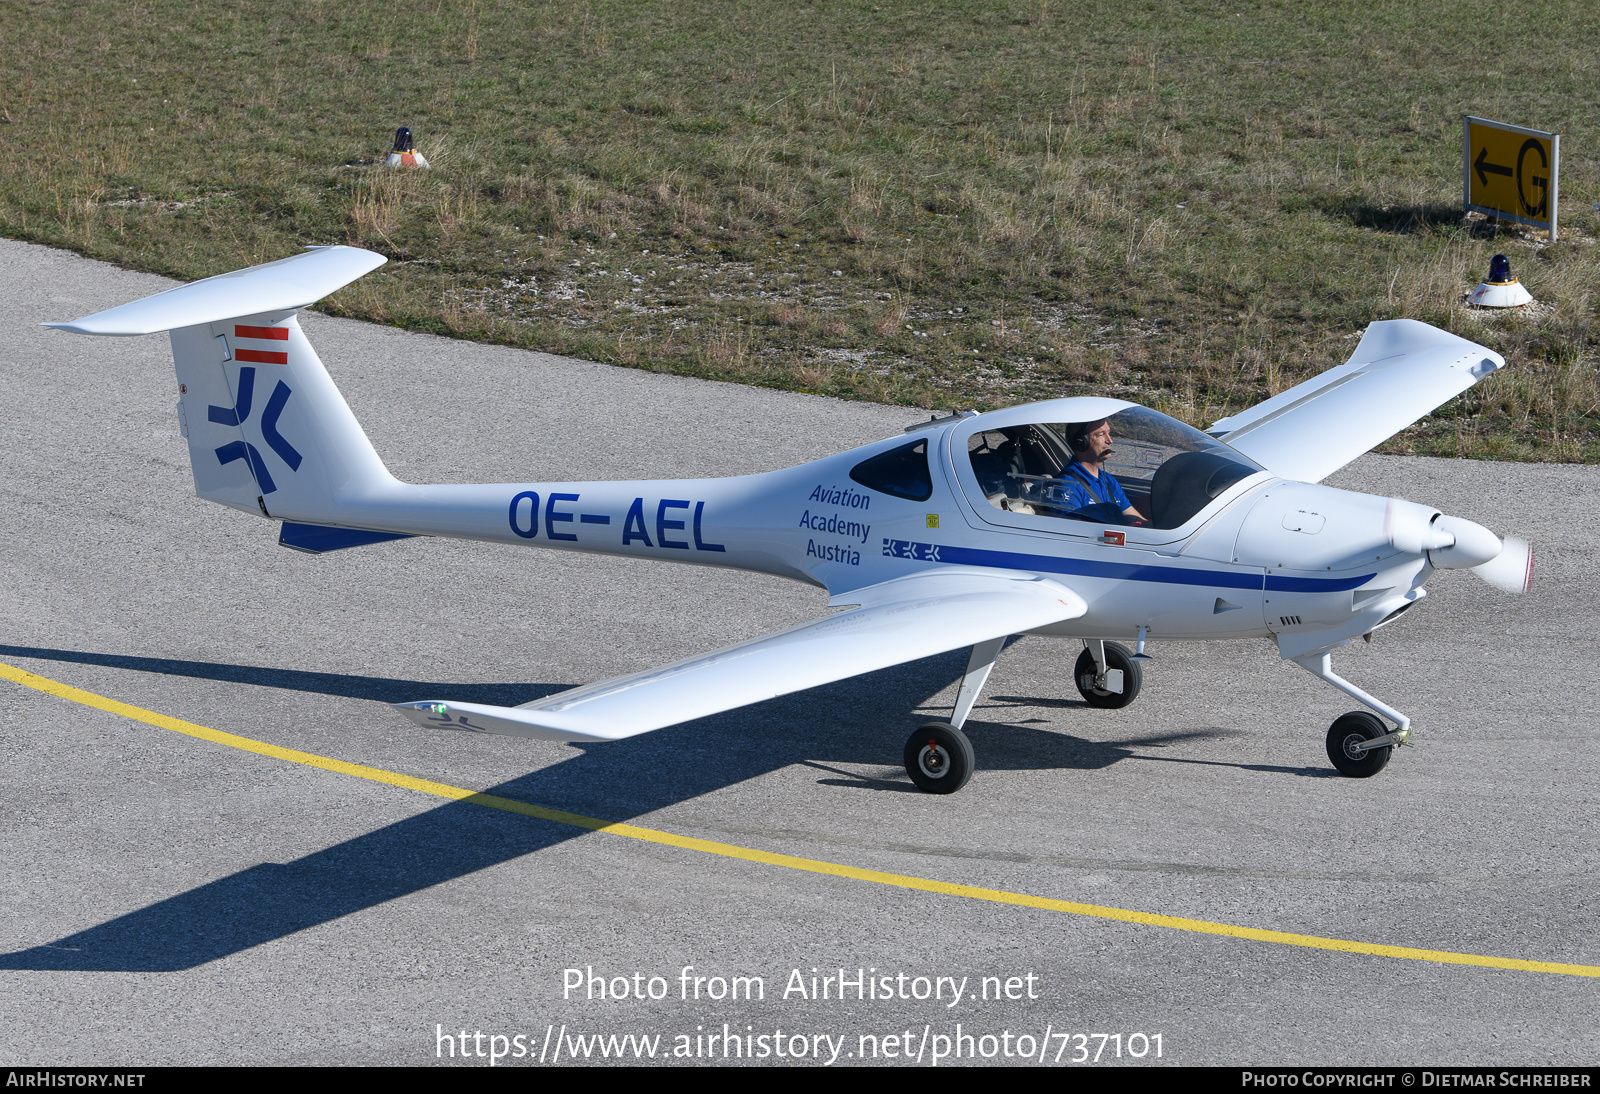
[172, 314, 396, 519]
[45, 247, 397, 522]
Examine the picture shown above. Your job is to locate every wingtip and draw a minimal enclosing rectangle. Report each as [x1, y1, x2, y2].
[40, 320, 136, 336]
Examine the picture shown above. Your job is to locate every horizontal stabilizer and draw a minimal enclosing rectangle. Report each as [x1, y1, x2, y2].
[1208, 320, 1503, 483]
[42, 247, 387, 336]
[393, 568, 1087, 743]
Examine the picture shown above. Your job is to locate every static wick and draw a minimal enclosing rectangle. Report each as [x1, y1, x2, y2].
[386, 126, 431, 170]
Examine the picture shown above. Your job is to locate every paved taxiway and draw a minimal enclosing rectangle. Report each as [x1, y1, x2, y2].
[2, 238, 1597, 1066]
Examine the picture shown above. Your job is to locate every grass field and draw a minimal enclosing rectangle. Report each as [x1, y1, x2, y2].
[4, 0, 1598, 459]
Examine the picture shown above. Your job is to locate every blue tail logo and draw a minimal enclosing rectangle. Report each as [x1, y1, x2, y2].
[209, 366, 303, 495]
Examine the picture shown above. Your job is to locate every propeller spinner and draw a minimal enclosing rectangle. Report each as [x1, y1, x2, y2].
[1384, 499, 1533, 594]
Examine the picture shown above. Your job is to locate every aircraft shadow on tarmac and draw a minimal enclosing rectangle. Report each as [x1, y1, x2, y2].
[814, 715, 1335, 792]
[0, 644, 567, 708]
[0, 642, 1320, 972]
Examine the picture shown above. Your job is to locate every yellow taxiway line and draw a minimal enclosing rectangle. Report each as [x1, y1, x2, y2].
[4, 657, 1597, 979]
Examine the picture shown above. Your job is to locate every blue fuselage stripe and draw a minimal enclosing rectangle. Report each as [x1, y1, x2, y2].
[1264, 574, 1373, 592]
[894, 541, 1373, 593]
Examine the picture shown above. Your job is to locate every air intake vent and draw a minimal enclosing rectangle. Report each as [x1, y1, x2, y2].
[1279, 615, 1302, 626]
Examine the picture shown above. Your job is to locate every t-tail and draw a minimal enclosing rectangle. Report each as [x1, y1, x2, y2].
[43, 246, 806, 579]
[45, 247, 398, 531]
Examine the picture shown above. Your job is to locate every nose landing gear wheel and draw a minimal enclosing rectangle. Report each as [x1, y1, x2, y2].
[903, 722, 975, 794]
[1074, 641, 1143, 709]
[1326, 710, 1392, 778]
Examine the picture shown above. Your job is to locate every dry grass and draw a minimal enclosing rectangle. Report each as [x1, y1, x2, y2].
[3, 0, 1599, 459]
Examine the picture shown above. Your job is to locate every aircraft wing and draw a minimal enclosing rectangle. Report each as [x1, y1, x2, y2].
[393, 568, 1087, 742]
[1206, 320, 1504, 483]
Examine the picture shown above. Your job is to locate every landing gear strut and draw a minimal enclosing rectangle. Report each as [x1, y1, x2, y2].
[1292, 650, 1412, 778]
[901, 637, 1002, 794]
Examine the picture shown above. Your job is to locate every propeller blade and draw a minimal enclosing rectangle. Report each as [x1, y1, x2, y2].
[1472, 537, 1534, 594]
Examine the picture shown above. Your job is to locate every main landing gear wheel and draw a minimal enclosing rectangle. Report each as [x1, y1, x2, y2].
[1074, 642, 1143, 709]
[1325, 711, 1392, 778]
[903, 722, 975, 794]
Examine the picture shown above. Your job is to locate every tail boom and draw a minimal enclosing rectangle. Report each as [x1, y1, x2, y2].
[45, 246, 812, 583]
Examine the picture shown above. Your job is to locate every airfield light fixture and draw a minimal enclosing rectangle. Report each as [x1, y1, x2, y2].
[386, 126, 430, 169]
[1468, 252, 1532, 308]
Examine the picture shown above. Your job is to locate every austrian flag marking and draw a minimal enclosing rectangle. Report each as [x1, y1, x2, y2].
[234, 324, 289, 364]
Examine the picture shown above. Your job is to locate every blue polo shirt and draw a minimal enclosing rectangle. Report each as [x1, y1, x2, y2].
[1055, 461, 1131, 522]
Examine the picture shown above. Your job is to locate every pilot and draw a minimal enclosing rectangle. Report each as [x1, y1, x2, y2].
[1060, 419, 1144, 524]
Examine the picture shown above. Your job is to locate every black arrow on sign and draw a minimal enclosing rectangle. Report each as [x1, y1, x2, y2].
[1475, 146, 1513, 186]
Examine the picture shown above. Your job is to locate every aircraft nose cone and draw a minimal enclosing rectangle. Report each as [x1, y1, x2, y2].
[1427, 515, 1502, 569]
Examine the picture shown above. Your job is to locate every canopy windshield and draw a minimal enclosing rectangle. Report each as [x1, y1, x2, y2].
[965, 406, 1263, 530]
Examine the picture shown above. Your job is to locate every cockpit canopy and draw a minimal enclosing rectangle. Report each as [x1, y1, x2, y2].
[965, 406, 1263, 530]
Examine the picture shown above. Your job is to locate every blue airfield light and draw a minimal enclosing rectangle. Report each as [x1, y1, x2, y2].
[1469, 252, 1532, 307]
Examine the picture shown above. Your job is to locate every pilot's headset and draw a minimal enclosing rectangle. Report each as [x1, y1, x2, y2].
[1065, 420, 1105, 454]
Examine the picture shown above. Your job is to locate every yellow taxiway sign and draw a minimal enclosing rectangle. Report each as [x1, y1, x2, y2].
[1464, 116, 1559, 240]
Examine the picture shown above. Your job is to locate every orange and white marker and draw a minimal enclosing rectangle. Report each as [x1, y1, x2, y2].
[385, 126, 430, 169]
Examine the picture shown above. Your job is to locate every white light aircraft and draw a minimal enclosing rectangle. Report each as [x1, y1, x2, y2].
[47, 246, 1534, 793]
